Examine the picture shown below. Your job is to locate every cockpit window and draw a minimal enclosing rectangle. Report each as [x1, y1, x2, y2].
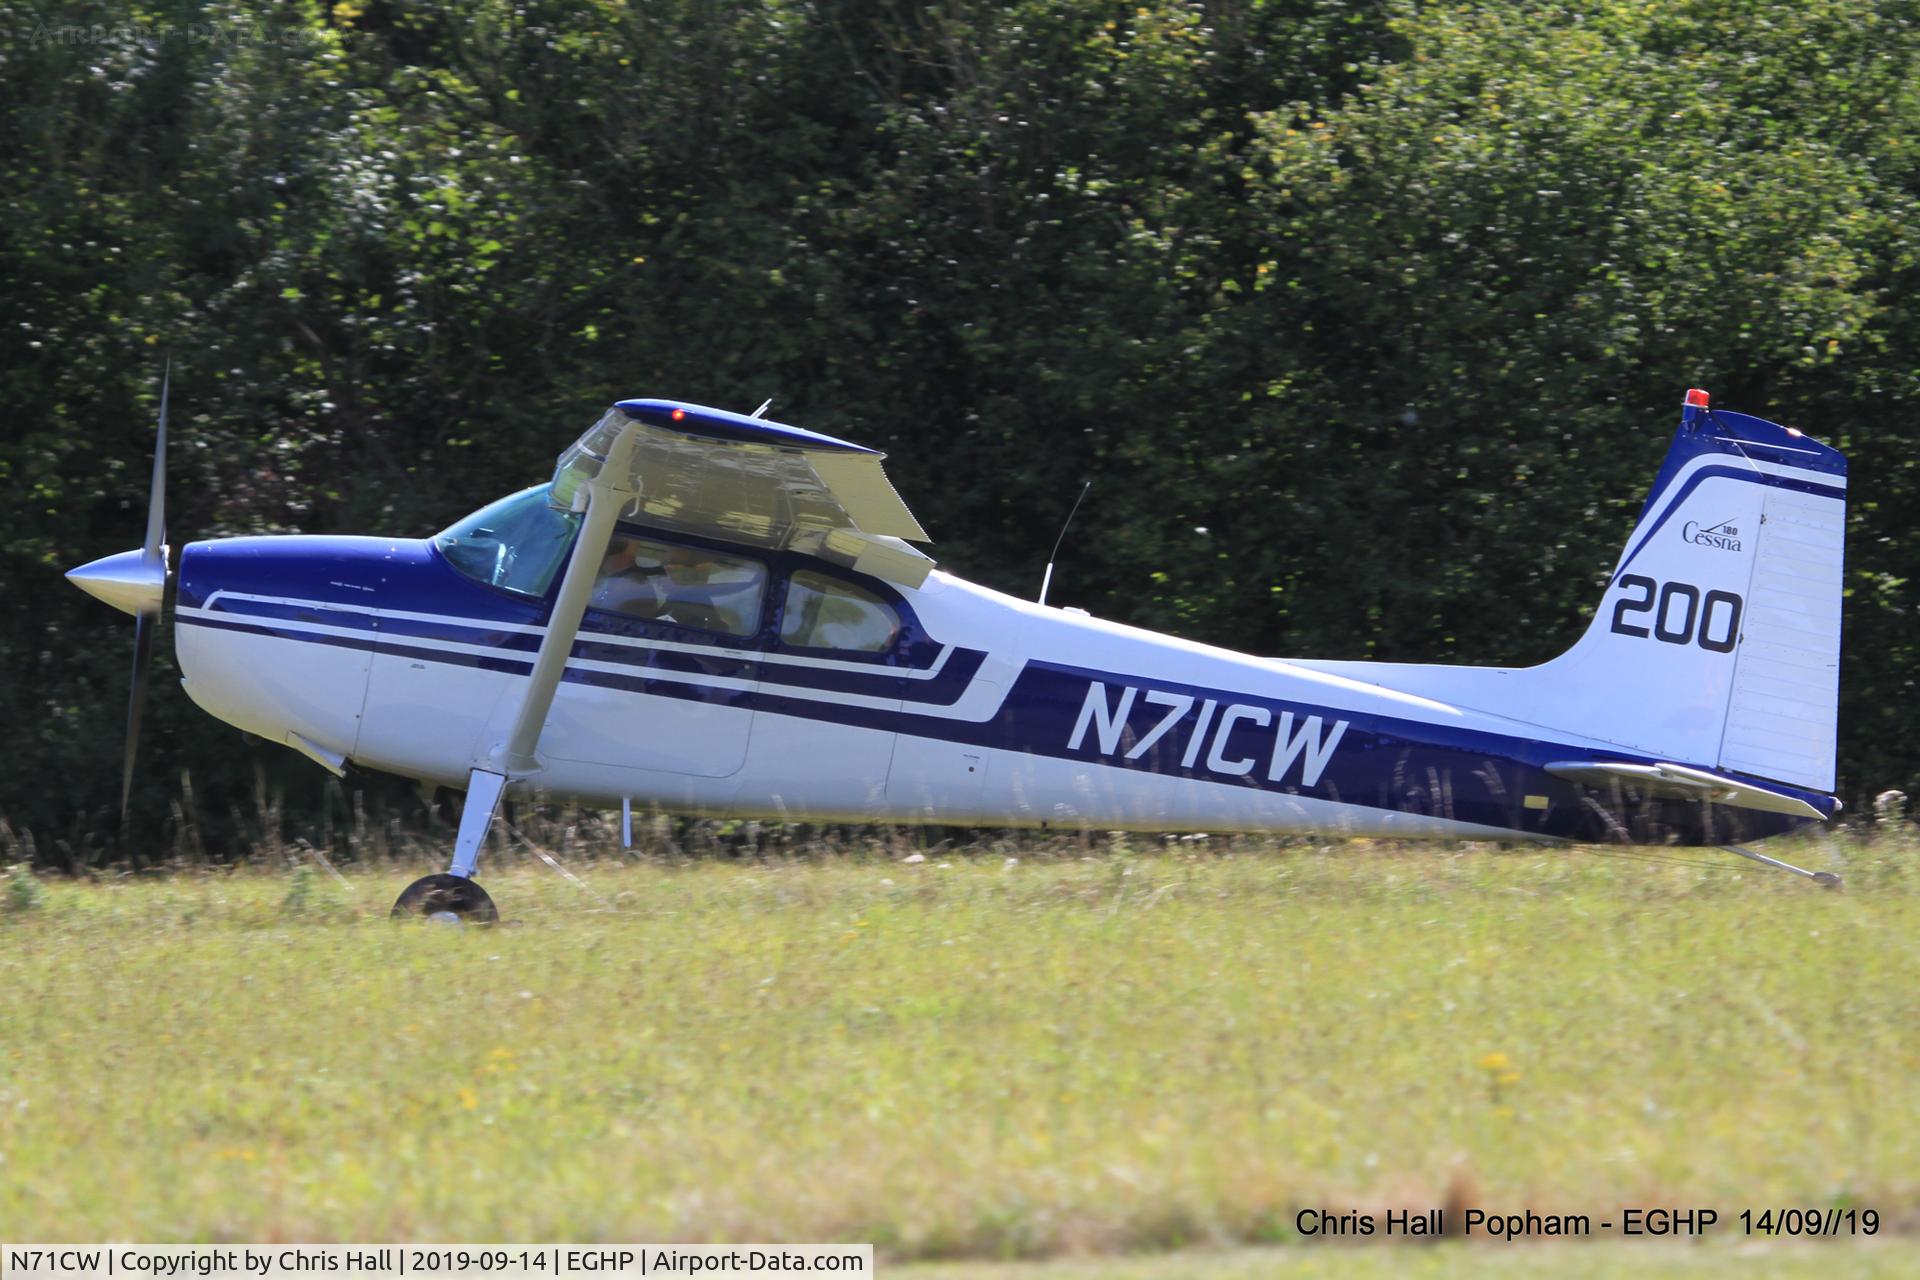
[590, 535, 767, 638]
[780, 571, 899, 653]
[433, 485, 582, 598]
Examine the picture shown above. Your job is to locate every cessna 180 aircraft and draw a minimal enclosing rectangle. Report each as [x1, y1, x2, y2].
[68, 382, 1847, 919]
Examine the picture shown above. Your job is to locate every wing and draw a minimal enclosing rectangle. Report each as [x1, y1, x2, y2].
[551, 399, 934, 586]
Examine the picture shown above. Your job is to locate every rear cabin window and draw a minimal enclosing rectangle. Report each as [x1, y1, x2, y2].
[780, 571, 899, 653]
[589, 535, 767, 638]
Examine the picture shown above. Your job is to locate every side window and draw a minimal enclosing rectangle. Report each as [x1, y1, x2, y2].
[780, 571, 899, 653]
[589, 535, 766, 638]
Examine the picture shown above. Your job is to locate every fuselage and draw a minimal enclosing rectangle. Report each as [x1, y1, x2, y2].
[169, 495, 1827, 847]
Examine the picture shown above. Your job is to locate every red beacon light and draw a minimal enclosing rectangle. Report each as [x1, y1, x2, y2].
[1685, 387, 1711, 409]
[670, 407, 686, 422]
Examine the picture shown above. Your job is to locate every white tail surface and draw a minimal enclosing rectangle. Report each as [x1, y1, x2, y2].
[1534, 400, 1846, 790]
[1293, 391, 1847, 794]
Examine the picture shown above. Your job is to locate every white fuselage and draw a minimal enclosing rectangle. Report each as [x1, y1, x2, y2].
[170, 536, 1725, 844]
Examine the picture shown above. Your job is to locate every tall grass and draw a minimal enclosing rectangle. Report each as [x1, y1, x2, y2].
[0, 764, 1034, 876]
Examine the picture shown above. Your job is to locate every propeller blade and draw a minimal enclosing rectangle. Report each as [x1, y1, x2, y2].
[143, 358, 169, 564]
[122, 609, 155, 822]
[120, 360, 170, 824]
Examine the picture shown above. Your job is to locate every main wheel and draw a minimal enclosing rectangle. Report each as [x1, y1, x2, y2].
[390, 873, 499, 924]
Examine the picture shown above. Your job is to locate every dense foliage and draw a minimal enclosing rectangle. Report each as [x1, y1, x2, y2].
[3, 0, 1915, 860]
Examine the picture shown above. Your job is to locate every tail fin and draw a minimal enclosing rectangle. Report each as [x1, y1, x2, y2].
[1541, 389, 1846, 792]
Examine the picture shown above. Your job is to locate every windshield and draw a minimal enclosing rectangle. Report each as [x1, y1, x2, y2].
[433, 484, 582, 598]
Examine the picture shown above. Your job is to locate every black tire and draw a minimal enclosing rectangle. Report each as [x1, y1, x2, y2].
[390, 873, 500, 923]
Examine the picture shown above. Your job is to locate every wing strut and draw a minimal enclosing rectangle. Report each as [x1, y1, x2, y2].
[443, 420, 642, 884]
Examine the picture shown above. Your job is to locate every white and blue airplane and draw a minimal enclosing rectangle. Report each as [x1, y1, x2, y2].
[68, 383, 1847, 918]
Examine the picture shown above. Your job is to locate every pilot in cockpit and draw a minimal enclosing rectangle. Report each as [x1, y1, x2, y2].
[591, 536, 763, 636]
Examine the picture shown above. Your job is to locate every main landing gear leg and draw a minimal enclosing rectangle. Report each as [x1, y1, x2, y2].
[391, 413, 639, 925]
[1722, 844, 1842, 890]
[392, 768, 507, 923]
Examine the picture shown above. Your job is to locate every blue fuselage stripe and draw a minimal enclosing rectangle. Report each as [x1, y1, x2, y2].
[189, 596, 969, 700]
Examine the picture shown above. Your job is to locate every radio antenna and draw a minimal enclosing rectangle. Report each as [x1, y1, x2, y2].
[1037, 480, 1092, 606]
[749, 398, 774, 419]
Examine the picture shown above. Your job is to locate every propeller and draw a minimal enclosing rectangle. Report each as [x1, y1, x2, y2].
[67, 360, 171, 821]
[124, 610, 156, 820]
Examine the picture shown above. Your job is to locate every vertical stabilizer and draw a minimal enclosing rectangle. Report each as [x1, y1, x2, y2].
[1534, 390, 1846, 791]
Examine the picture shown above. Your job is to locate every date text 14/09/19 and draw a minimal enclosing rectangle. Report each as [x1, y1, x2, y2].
[1292, 1207, 1880, 1239]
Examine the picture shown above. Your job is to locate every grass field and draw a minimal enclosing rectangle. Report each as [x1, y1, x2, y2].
[0, 833, 1916, 1274]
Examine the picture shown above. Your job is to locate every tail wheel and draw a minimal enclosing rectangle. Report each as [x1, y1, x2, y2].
[390, 873, 500, 924]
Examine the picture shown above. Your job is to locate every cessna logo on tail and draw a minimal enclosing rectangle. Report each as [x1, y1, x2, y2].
[1683, 518, 1741, 552]
[1068, 681, 1349, 787]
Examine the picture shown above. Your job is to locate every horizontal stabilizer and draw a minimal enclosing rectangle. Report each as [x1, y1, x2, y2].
[1544, 760, 1825, 820]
